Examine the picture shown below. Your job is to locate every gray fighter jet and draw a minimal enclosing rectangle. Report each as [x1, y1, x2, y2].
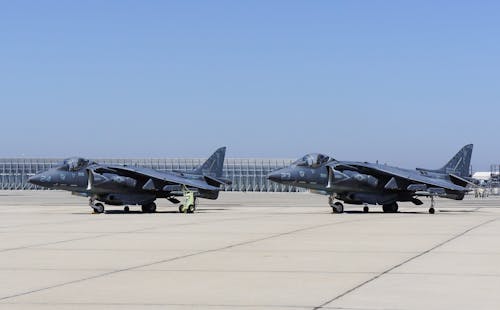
[268, 145, 474, 214]
[28, 147, 229, 214]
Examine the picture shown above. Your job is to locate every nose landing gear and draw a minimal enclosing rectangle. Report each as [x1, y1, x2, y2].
[328, 196, 344, 213]
[89, 198, 104, 214]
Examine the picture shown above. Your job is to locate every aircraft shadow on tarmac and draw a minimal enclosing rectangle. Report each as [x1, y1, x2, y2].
[80, 208, 230, 215]
[70, 208, 477, 215]
[344, 209, 478, 214]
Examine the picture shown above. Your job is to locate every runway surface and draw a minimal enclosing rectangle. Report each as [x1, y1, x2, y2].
[0, 191, 499, 309]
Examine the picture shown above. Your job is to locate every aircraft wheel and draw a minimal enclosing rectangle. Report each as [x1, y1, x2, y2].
[179, 205, 186, 213]
[187, 204, 195, 214]
[151, 203, 157, 213]
[124, 206, 130, 212]
[429, 207, 435, 214]
[382, 203, 398, 213]
[332, 202, 344, 213]
[363, 206, 369, 213]
[142, 203, 156, 213]
[92, 203, 104, 214]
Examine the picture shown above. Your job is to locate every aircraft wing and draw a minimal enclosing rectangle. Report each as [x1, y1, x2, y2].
[97, 165, 220, 191]
[330, 162, 467, 192]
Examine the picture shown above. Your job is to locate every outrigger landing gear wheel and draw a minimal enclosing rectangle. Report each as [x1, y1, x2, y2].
[429, 196, 436, 214]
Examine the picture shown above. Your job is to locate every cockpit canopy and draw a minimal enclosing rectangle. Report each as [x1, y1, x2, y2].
[57, 157, 92, 171]
[293, 153, 332, 168]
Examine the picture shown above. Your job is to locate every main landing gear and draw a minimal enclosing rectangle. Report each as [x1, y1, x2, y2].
[178, 187, 196, 214]
[382, 202, 398, 213]
[141, 202, 157, 213]
[329, 196, 344, 213]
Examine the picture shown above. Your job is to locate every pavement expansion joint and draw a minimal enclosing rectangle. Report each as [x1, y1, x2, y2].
[312, 217, 499, 310]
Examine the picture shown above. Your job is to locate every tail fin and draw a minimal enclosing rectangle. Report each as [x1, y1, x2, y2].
[435, 144, 473, 177]
[193, 147, 226, 177]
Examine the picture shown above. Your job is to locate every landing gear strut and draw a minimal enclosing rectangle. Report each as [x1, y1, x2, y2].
[328, 196, 344, 213]
[429, 196, 436, 214]
[179, 187, 196, 214]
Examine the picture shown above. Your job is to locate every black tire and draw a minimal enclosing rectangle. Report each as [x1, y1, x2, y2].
[142, 203, 156, 213]
[429, 207, 435, 214]
[179, 205, 185, 213]
[363, 206, 369, 213]
[332, 202, 344, 213]
[124, 206, 130, 212]
[382, 203, 398, 213]
[93, 203, 104, 214]
[149, 202, 157, 213]
[187, 204, 195, 213]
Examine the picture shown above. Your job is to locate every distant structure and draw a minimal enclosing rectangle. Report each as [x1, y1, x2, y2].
[472, 172, 491, 181]
[489, 164, 500, 194]
[0, 158, 300, 192]
[469, 165, 500, 195]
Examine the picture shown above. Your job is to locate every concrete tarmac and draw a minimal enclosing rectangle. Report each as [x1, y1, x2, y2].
[0, 191, 499, 309]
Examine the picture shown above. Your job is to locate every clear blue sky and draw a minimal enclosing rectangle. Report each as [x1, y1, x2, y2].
[1, 1, 499, 170]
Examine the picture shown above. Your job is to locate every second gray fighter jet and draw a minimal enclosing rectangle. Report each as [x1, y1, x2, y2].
[268, 145, 474, 214]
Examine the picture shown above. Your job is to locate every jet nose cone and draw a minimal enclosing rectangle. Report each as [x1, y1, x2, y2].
[267, 171, 282, 182]
[28, 174, 42, 186]
[267, 168, 291, 182]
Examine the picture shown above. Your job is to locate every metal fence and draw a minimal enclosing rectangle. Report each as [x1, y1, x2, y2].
[0, 158, 298, 192]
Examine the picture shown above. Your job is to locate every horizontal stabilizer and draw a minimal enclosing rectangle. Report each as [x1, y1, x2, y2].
[449, 174, 477, 188]
[204, 175, 232, 186]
